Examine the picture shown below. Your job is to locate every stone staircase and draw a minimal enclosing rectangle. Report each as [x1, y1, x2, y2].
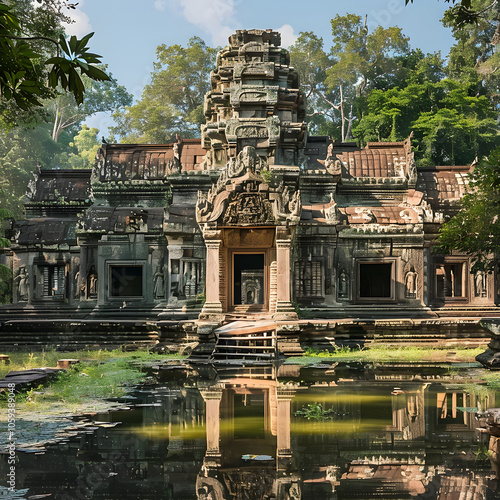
[210, 320, 277, 362]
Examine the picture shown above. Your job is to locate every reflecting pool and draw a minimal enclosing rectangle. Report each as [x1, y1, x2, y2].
[2, 360, 500, 499]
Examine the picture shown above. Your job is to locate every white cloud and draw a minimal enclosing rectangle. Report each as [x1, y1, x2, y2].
[154, 0, 167, 11]
[62, 1, 92, 38]
[276, 24, 297, 48]
[179, 0, 237, 47]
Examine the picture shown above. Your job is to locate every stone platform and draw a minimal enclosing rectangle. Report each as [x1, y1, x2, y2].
[0, 314, 492, 352]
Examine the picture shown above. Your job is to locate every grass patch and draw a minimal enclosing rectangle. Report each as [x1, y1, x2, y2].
[0, 348, 181, 379]
[0, 349, 185, 414]
[299, 345, 485, 363]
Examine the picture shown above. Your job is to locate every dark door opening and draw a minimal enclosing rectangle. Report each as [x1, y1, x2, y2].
[359, 263, 392, 298]
[233, 392, 265, 439]
[233, 253, 264, 305]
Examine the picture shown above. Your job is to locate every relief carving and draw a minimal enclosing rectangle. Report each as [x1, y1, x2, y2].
[475, 270, 487, 297]
[405, 267, 418, 298]
[223, 193, 274, 224]
[324, 143, 342, 176]
[323, 194, 342, 224]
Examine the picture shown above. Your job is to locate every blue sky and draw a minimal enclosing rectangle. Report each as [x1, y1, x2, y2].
[64, 0, 456, 133]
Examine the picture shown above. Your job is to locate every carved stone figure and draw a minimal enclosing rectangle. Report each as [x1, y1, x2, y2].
[405, 268, 417, 297]
[166, 137, 183, 174]
[15, 267, 29, 302]
[74, 271, 80, 299]
[88, 267, 98, 297]
[324, 143, 342, 176]
[475, 270, 487, 297]
[323, 193, 342, 224]
[154, 266, 165, 299]
[338, 269, 348, 298]
[228, 145, 264, 178]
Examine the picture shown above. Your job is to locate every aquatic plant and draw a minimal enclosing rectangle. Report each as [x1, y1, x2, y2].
[294, 403, 338, 421]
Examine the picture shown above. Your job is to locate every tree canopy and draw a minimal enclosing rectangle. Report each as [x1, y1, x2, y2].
[0, 0, 110, 119]
[0, 1, 132, 219]
[110, 37, 217, 143]
[438, 148, 500, 270]
[405, 0, 499, 26]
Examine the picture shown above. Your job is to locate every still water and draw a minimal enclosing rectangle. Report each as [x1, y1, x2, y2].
[3, 360, 500, 499]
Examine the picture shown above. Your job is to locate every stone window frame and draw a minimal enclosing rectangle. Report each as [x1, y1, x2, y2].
[229, 249, 268, 311]
[293, 259, 324, 301]
[433, 257, 468, 302]
[37, 263, 67, 300]
[355, 257, 398, 303]
[106, 260, 146, 301]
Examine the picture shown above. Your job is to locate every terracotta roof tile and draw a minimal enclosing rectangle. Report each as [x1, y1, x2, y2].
[32, 170, 91, 202]
[416, 168, 469, 207]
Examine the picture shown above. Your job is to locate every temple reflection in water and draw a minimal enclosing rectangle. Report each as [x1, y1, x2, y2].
[4, 362, 498, 499]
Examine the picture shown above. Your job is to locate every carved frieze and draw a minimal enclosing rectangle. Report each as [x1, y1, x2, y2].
[233, 62, 275, 80]
[230, 85, 278, 107]
[225, 117, 280, 145]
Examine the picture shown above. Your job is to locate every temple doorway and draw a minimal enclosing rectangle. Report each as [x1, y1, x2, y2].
[231, 252, 266, 310]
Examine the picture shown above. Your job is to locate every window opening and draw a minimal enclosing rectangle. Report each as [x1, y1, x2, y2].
[110, 266, 143, 297]
[359, 263, 392, 298]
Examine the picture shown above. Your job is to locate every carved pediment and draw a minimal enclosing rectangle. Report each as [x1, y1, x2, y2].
[196, 146, 301, 227]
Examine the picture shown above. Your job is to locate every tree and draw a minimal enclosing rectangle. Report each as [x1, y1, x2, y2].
[289, 32, 340, 137]
[354, 78, 499, 166]
[0, 120, 64, 217]
[111, 37, 217, 143]
[444, 0, 500, 111]
[56, 124, 100, 169]
[325, 14, 411, 141]
[49, 67, 132, 142]
[0, 0, 110, 122]
[405, 0, 499, 26]
[438, 147, 500, 271]
[327, 15, 411, 95]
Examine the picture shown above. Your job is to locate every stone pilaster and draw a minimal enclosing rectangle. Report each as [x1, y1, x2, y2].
[274, 237, 298, 321]
[276, 383, 297, 469]
[200, 239, 223, 321]
[200, 387, 223, 467]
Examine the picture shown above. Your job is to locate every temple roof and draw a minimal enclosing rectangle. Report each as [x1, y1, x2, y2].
[26, 169, 91, 203]
[13, 218, 77, 245]
[333, 140, 413, 179]
[96, 140, 206, 180]
[416, 165, 471, 208]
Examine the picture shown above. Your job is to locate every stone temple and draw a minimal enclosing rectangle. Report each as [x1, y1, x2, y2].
[1, 29, 498, 349]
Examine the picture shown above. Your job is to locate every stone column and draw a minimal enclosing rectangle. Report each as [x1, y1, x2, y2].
[200, 387, 223, 467]
[274, 233, 298, 320]
[200, 238, 223, 321]
[276, 384, 297, 471]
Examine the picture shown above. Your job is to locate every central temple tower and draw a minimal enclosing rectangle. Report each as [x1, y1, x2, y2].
[197, 29, 307, 321]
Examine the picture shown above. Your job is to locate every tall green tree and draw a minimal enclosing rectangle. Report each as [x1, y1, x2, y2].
[111, 37, 217, 143]
[289, 32, 340, 137]
[354, 78, 499, 165]
[438, 147, 500, 270]
[325, 14, 411, 141]
[53, 124, 100, 169]
[444, 0, 500, 107]
[49, 67, 132, 142]
[405, 0, 499, 27]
